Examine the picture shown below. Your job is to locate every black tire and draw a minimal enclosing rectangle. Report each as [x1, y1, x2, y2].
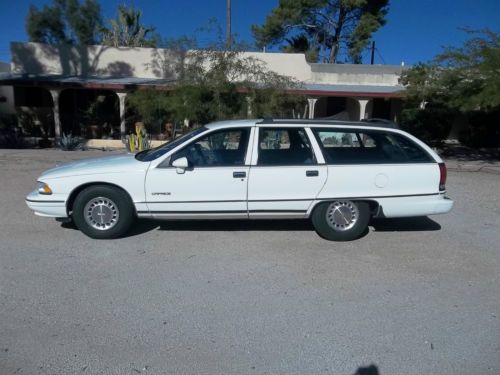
[72, 185, 135, 239]
[311, 200, 370, 241]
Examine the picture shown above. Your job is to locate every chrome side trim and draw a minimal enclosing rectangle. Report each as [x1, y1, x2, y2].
[143, 212, 249, 220]
[249, 212, 307, 219]
[25, 198, 65, 203]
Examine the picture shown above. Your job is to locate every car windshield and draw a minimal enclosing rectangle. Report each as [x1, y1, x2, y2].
[135, 127, 208, 162]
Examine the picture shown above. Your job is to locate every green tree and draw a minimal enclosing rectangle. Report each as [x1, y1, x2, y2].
[281, 34, 319, 63]
[102, 5, 157, 47]
[252, 0, 389, 63]
[26, 0, 103, 45]
[127, 33, 305, 130]
[401, 29, 500, 112]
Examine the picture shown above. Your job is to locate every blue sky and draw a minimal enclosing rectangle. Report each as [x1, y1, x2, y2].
[0, 0, 498, 65]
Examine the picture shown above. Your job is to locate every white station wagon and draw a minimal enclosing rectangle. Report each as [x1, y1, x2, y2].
[26, 119, 453, 241]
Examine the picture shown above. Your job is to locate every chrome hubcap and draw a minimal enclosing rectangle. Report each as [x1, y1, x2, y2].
[84, 197, 119, 231]
[326, 201, 359, 231]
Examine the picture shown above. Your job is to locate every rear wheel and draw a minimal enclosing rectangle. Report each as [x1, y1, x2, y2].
[311, 200, 370, 241]
[72, 185, 134, 239]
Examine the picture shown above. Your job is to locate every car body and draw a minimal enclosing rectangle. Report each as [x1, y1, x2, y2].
[26, 119, 454, 240]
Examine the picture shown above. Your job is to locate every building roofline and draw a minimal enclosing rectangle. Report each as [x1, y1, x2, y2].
[0, 74, 405, 98]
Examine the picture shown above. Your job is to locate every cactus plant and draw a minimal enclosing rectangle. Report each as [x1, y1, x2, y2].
[125, 125, 152, 152]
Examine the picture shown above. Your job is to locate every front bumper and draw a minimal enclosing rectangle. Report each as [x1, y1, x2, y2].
[25, 190, 68, 218]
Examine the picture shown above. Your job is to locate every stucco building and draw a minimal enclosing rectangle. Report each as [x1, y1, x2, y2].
[0, 42, 405, 142]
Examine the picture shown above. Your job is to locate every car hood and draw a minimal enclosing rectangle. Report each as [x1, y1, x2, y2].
[40, 153, 148, 179]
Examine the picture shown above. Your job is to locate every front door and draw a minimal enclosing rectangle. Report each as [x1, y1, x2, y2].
[145, 127, 252, 218]
[248, 127, 327, 218]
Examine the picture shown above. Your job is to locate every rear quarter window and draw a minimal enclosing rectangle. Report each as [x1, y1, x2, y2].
[312, 128, 434, 164]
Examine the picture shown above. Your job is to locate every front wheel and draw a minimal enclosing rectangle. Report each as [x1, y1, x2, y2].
[311, 200, 370, 241]
[72, 185, 134, 239]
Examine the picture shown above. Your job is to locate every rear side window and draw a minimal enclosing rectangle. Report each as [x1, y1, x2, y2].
[257, 128, 315, 166]
[312, 128, 433, 164]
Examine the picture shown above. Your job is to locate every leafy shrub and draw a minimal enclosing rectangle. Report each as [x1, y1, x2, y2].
[0, 129, 26, 149]
[399, 107, 453, 145]
[0, 114, 18, 130]
[59, 133, 84, 151]
[459, 110, 500, 147]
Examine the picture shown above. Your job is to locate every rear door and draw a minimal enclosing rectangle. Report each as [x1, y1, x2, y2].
[247, 126, 327, 218]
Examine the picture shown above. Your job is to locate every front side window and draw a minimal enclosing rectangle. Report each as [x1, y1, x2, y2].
[257, 127, 315, 166]
[313, 128, 433, 164]
[136, 126, 208, 162]
[170, 128, 250, 167]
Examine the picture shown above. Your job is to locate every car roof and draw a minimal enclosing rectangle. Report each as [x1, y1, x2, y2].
[204, 118, 400, 132]
[258, 118, 399, 129]
[204, 119, 258, 130]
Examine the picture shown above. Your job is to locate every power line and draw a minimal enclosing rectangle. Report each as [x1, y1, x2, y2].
[375, 48, 386, 64]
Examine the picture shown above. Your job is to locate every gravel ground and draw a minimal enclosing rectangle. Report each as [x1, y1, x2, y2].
[0, 149, 499, 375]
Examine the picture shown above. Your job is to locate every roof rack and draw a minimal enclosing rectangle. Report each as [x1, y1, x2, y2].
[257, 118, 399, 129]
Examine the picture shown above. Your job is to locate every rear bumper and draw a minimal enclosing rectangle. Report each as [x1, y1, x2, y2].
[376, 194, 454, 218]
[25, 190, 68, 218]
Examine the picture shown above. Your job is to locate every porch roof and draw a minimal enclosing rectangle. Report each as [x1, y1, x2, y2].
[0, 73, 404, 97]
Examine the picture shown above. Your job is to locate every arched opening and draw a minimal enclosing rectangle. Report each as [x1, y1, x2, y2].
[314, 97, 347, 118]
[13, 86, 55, 138]
[59, 89, 120, 139]
[372, 98, 392, 120]
[346, 98, 360, 120]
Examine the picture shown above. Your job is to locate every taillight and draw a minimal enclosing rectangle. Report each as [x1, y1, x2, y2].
[439, 163, 447, 191]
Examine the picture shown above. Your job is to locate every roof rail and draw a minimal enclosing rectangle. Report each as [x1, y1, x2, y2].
[360, 118, 399, 129]
[257, 118, 399, 129]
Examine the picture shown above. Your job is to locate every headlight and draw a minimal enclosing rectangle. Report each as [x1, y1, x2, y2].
[37, 181, 53, 195]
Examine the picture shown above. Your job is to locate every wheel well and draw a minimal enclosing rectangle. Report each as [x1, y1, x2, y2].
[364, 200, 380, 215]
[66, 182, 136, 216]
[309, 199, 380, 217]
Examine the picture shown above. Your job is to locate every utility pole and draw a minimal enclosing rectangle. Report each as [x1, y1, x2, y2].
[226, 0, 232, 49]
[370, 41, 375, 65]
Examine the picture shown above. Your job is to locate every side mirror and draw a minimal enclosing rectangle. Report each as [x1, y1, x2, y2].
[171, 156, 189, 174]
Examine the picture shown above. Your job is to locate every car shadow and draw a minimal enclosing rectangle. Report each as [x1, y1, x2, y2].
[155, 219, 314, 232]
[353, 364, 380, 375]
[370, 216, 441, 232]
[60, 216, 441, 238]
[115, 219, 315, 238]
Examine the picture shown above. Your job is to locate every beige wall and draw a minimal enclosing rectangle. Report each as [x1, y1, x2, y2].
[10, 42, 312, 81]
[10, 42, 403, 87]
[310, 64, 403, 86]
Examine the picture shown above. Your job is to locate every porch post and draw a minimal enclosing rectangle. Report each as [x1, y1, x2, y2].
[49, 89, 62, 140]
[357, 99, 371, 120]
[246, 96, 253, 118]
[307, 98, 318, 119]
[117, 92, 127, 140]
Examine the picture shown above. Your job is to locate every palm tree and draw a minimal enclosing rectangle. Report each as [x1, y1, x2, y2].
[102, 5, 156, 47]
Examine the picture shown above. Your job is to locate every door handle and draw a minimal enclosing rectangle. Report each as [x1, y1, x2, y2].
[306, 170, 319, 177]
[233, 171, 246, 178]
